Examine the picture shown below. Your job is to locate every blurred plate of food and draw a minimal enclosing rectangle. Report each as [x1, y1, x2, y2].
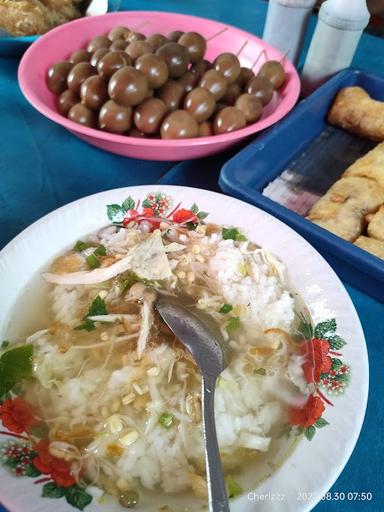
[0, 0, 121, 57]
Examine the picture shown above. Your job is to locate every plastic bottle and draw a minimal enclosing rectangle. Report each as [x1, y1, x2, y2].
[301, 0, 370, 95]
[262, 0, 317, 65]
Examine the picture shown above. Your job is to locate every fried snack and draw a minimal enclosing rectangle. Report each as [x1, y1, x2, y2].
[342, 142, 384, 189]
[367, 205, 384, 241]
[328, 87, 384, 142]
[307, 176, 384, 241]
[0, 0, 82, 36]
[354, 236, 384, 259]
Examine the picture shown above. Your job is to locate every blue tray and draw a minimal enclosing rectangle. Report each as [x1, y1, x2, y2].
[220, 69, 384, 303]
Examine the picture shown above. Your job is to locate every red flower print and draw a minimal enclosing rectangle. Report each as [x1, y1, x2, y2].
[33, 441, 76, 488]
[300, 339, 332, 383]
[142, 207, 155, 217]
[0, 398, 37, 434]
[289, 395, 325, 428]
[122, 209, 139, 226]
[173, 209, 197, 224]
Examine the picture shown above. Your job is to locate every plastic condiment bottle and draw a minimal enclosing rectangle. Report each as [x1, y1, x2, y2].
[301, 0, 370, 95]
[263, 0, 317, 65]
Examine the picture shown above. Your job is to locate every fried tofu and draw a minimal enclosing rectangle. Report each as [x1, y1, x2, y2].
[343, 142, 384, 189]
[307, 176, 384, 241]
[367, 205, 384, 241]
[354, 236, 384, 259]
[328, 87, 384, 142]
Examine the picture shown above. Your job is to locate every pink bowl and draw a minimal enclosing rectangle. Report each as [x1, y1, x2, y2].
[18, 11, 301, 161]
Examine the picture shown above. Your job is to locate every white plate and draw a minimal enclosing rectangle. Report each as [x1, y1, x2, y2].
[0, 185, 368, 512]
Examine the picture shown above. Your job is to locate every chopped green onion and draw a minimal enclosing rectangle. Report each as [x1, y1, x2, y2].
[74, 296, 107, 331]
[1, 341, 10, 349]
[87, 296, 107, 316]
[226, 475, 243, 499]
[159, 413, 175, 428]
[186, 221, 198, 231]
[225, 317, 240, 332]
[121, 272, 140, 290]
[119, 490, 139, 508]
[93, 245, 107, 257]
[219, 304, 233, 314]
[254, 368, 266, 376]
[120, 272, 155, 291]
[86, 253, 101, 269]
[222, 227, 247, 242]
[73, 240, 91, 252]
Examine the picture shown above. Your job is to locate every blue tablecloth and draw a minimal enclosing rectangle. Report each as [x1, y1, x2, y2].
[0, 1, 383, 511]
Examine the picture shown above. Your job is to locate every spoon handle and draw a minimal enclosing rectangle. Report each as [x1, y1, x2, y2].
[201, 375, 230, 512]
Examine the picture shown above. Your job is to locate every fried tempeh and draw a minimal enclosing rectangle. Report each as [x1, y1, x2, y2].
[354, 236, 384, 259]
[328, 87, 384, 142]
[307, 176, 384, 241]
[367, 205, 384, 241]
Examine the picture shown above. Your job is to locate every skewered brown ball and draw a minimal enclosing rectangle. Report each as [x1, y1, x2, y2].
[126, 32, 146, 43]
[146, 33, 169, 51]
[214, 102, 227, 114]
[134, 98, 168, 134]
[90, 48, 109, 67]
[246, 76, 274, 106]
[97, 51, 132, 80]
[67, 62, 96, 94]
[80, 75, 108, 110]
[222, 83, 242, 105]
[125, 41, 154, 61]
[68, 103, 97, 127]
[257, 60, 286, 89]
[69, 49, 91, 64]
[178, 31, 206, 64]
[199, 69, 228, 101]
[87, 35, 111, 53]
[46, 61, 73, 94]
[160, 110, 199, 139]
[213, 53, 241, 84]
[235, 94, 263, 123]
[214, 106, 246, 134]
[199, 121, 213, 137]
[108, 26, 131, 42]
[58, 89, 79, 116]
[99, 100, 132, 134]
[108, 66, 149, 107]
[156, 80, 185, 111]
[168, 30, 184, 42]
[128, 127, 147, 137]
[191, 59, 211, 81]
[184, 87, 216, 123]
[156, 42, 189, 78]
[109, 39, 128, 51]
[135, 53, 169, 89]
[178, 71, 198, 93]
[237, 67, 255, 89]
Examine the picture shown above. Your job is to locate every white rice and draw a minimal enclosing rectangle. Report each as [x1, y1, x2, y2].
[28, 224, 306, 496]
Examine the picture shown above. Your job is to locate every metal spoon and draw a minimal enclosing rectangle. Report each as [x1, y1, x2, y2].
[156, 300, 230, 512]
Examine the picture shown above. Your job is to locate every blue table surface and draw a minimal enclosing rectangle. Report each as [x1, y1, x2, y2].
[0, 1, 383, 511]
